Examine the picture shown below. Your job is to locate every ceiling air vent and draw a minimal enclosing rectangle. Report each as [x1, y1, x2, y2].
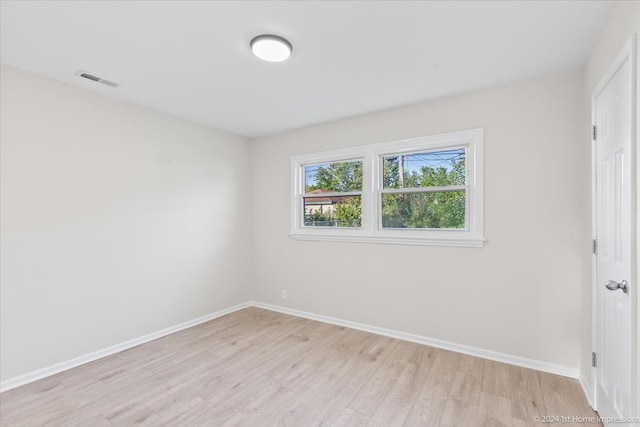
[76, 70, 119, 87]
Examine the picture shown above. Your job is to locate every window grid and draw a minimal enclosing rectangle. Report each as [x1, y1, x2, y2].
[290, 129, 484, 247]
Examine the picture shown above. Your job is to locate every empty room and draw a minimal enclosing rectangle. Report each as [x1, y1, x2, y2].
[0, 1, 638, 426]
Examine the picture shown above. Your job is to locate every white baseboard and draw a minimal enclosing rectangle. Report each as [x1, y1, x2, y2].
[1, 299, 582, 393]
[251, 301, 580, 379]
[0, 301, 252, 393]
[579, 373, 595, 409]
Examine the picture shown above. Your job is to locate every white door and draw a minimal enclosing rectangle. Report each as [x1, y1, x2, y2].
[593, 37, 636, 425]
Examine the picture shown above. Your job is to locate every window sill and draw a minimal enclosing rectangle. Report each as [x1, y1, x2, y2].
[289, 233, 485, 248]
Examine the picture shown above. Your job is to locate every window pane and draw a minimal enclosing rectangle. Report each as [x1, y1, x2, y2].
[381, 191, 465, 229]
[304, 195, 361, 227]
[305, 161, 363, 193]
[382, 149, 465, 189]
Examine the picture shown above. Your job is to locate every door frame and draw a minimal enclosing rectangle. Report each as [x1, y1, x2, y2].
[590, 34, 637, 417]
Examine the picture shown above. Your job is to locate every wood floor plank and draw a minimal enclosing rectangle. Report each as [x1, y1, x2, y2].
[278, 333, 386, 426]
[442, 351, 485, 425]
[538, 371, 600, 426]
[0, 307, 600, 427]
[346, 339, 415, 416]
[482, 359, 511, 399]
[109, 406, 161, 427]
[439, 395, 480, 427]
[367, 362, 427, 427]
[403, 348, 460, 426]
[512, 418, 539, 427]
[49, 414, 114, 427]
[148, 395, 212, 425]
[1, 396, 82, 427]
[331, 407, 371, 426]
[188, 377, 282, 425]
[0, 378, 66, 418]
[453, 353, 485, 400]
[509, 365, 546, 424]
[218, 382, 295, 427]
[477, 391, 512, 427]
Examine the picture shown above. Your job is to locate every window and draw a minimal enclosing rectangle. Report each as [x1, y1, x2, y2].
[290, 128, 484, 247]
[380, 148, 466, 230]
[303, 160, 363, 228]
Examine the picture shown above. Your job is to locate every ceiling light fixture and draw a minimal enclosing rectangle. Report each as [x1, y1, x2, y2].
[250, 35, 292, 62]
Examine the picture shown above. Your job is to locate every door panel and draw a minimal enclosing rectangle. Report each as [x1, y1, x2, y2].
[594, 45, 633, 424]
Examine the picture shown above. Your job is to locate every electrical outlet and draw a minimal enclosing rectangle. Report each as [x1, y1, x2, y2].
[281, 289, 288, 300]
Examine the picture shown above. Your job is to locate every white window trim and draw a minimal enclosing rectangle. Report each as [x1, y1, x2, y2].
[290, 128, 485, 247]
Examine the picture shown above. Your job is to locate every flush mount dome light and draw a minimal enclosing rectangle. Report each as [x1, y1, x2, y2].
[250, 35, 292, 62]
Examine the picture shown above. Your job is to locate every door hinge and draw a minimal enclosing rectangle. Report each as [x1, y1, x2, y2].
[592, 352, 597, 368]
[592, 239, 597, 255]
[592, 125, 597, 141]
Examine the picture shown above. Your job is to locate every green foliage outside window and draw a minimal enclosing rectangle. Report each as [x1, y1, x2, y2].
[305, 161, 362, 193]
[381, 154, 465, 229]
[304, 152, 465, 229]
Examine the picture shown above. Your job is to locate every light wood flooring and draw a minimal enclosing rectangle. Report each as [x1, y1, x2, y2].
[1, 307, 599, 426]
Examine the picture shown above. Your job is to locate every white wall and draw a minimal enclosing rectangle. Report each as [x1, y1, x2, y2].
[0, 66, 252, 382]
[250, 71, 586, 370]
[582, 0, 640, 411]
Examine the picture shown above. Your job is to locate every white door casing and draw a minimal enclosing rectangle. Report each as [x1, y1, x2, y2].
[592, 35, 637, 425]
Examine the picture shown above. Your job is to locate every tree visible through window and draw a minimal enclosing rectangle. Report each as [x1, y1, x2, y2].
[290, 128, 484, 247]
[381, 149, 466, 229]
[303, 160, 363, 227]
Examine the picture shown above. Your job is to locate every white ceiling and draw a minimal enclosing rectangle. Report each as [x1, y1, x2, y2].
[1, 0, 611, 138]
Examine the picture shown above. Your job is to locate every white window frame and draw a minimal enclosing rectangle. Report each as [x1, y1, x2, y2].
[290, 128, 485, 247]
